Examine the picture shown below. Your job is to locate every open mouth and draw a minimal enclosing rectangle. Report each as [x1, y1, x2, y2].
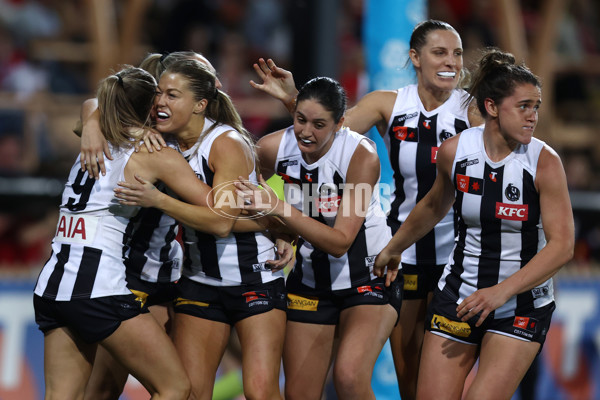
[299, 138, 313, 144]
[156, 111, 169, 121]
[437, 71, 456, 78]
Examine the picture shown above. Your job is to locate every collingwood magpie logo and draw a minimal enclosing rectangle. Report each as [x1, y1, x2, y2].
[439, 129, 453, 142]
[505, 183, 520, 201]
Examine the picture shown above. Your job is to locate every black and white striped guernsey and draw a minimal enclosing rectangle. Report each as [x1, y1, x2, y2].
[439, 126, 554, 317]
[122, 180, 182, 284]
[383, 84, 471, 265]
[35, 144, 143, 300]
[180, 119, 282, 286]
[275, 126, 392, 291]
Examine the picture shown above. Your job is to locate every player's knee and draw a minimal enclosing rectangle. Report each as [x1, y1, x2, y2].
[333, 364, 369, 398]
[243, 372, 279, 400]
[160, 375, 191, 400]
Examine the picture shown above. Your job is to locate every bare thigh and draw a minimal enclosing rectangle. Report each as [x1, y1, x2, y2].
[84, 302, 174, 400]
[416, 331, 478, 400]
[100, 313, 189, 398]
[236, 309, 286, 400]
[464, 333, 540, 400]
[44, 327, 96, 400]
[148, 303, 173, 334]
[83, 345, 128, 400]
[334, 304, 397, 400]
[171, 313, 230, 400]
[283, 320, 336, 400]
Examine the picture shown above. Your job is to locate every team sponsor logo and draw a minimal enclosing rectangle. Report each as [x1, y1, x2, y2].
[278, 172, 302, 185]
[456, 174, 484, 195]
[393, 112, 418, 123]
[392, 126, 418, 142]
[489, 171, 498, 182]
[54, 212, 99, 245]
[316, 194, 341, 214]
[364, 256, 376, 268]
[252, 262, 271, 272]
[431, 314, 471, 337]
[287, 293, 319, 311]
[505, 183, 520, 201]
[439, 129, 453, 142]
[317, 182, 341, 214]
[513, 328, 534, 339]
[174, 297, 209, 307]
[495, 202, 528, 221]
[280, 160, 298, 167]
[404, 274, 418, 291]
[531, 286, 550, 299]
[513, 316, 538, 333]
[305, 173, 313, 182]
[357, 285, 384, 299]
[129, 289, 149, 308]
[243, 291, 269, 307]
[459, 159, 479, 168]
[422, 119, 432, 129]
[431, 147, 439, 163]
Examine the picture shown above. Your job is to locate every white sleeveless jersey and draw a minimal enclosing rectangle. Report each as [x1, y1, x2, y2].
[180, 119, 281, 286]
[35, 144, 143, 300]
[384, 84, 471, 265]
[122, 140, 182, 283]
[275, 126, 392, 291]
[439, 127, 553, 317]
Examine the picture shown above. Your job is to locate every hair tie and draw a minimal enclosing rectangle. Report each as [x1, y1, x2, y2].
[117, 74, 124, 86]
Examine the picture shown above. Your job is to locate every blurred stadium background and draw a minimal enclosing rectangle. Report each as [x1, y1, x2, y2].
[0, 0, 598, 399]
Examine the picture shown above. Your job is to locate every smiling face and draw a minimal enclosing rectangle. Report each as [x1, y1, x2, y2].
[410, 29, 463, 93]
[490, 82, 541, 146]
[154, 72, 204, 135]
[294, 98, 344, 164]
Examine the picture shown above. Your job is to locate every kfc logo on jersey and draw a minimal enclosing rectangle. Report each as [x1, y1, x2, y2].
[456, 174, 484, 195]
[495, 203, 528, 221]
[317, 194, 341, 214]
[431, 147, 439, 163]
[505, 183, 520, 201]
[55, 212, 98, 245]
